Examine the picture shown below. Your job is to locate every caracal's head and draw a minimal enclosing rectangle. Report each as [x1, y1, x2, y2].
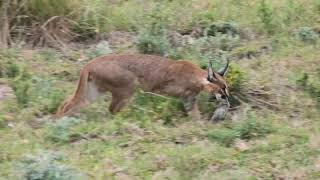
[205, 58, 230, 101]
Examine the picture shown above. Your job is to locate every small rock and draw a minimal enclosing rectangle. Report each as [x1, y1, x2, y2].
[7, 122, 15, 128]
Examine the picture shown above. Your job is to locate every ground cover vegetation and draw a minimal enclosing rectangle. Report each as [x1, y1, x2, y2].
[0, 0, 320, 179]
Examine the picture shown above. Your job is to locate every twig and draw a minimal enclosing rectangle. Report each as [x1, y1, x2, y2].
[41, 16, 60, 29]
[141, 91, 176, 100]
[247, 95, 280, 110]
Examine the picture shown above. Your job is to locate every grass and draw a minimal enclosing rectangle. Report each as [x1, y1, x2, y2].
[0, 0, 320, 179]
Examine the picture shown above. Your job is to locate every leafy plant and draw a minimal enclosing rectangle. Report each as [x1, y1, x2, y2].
[226, 63, 246, 92]
[258, 0, 275, 35]
[137, 32, 170, 56]
[4, 62, 20, 78]
[20, 150, 86, 180]
[192, 33, 241, 53]
[136, 3, 171, 56]
[296, 27, 319, 43]
[297, 71, 320, 106]
[42, 90, 66, 114]
[44, 117, 84, 144]
[10, 67, 32, 107]
[234, 116, 273, 140]
[86, 41, 113, 59]
[204, 21, 239, 37]
[208, 115, 274, 146]
[207, 128, 239, 146]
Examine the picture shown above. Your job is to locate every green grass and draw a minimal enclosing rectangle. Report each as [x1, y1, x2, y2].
[0, 0, 320, 179]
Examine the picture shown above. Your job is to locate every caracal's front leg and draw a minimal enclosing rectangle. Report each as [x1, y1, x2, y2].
[182, 96, 201, 121]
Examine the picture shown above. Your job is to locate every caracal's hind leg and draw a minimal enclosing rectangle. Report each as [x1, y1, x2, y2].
[57, 80, 102, 117]
[109, 87, 134, 115]
[182, 96, 201, 121]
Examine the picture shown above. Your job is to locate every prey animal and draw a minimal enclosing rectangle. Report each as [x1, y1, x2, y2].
[57, 54, 230, 120]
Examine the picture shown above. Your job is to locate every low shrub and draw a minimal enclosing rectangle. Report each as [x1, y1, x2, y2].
[85, 41, 113, 59]
[193, 34, 241, 52]
[231, 43, 265, 59]
[296, 27, 319, 43]
[0, 51, 20, 78]
[296, 71, 320, 106]
[19, 150, 86, 180]
[41, 90, 66, 114]
[119, 90, 183, 127]
[207, 128, 238, 146]
[10, 67, 32, 107]
[137, 31, 170, 56]
[4, 62, 20, 78]
[208, 115, 274, 146]
[234, 116, 273, 140]
[136, 3, 171, 56]
[9, 71, 67, 113]
[258, 0, 275, 35]
[225, 63, 246, 93]
[204, 21, 239, 37]
[44, 117, 84, 144]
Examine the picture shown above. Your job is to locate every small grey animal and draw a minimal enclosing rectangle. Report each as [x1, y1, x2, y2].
[211, 98, 230, 121]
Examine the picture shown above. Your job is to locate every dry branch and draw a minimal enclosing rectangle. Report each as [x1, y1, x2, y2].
[0, 0, 11, 48]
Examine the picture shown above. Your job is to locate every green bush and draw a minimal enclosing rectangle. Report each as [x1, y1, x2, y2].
[20, 150, 86, 180]
[85, 41, 113, 59]
[10, 67, 32, 107]
[207, 128, 238, 146]
[296, 27, 319, 42]
[118, 90, 183, 127]
[4, 62, 20, 78]
[258, 0, 275, 35]
[0, 52, 20, 78]
[192, 33, 241, 53]
[0, 54, 20, 78]
[31, 77, 67, 114]
[204, 21, 239, 37]
[226, 63, 246, 92]
[296, 71, 320, 106]
[137, 32, 170, 55]
[42, 90, 66, 114]
[136, 3, 171, 55]
[37, 49, 59, 61]
[44, 117, 84, 144]
[9, 72, 67, 113]
[234, 116, 273, 140]
[208, 115, 274, 146]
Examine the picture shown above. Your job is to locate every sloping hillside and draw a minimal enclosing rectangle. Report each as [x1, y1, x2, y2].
[0, 0, 319, 179]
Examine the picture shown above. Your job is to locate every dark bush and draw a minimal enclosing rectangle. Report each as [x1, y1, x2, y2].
[10, 67, 32, 107]
[297, 71, 320, 106]
[204, 21, 239, 37]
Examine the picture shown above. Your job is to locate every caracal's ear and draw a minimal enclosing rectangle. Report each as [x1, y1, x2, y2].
[207, 59, 217, 82]
[217, 57, 230, 77]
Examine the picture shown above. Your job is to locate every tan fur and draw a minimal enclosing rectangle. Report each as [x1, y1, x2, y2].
[56, 54, 229, 120]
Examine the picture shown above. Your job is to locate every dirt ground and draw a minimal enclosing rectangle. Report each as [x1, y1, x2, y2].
[0, 82, 13, 102]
